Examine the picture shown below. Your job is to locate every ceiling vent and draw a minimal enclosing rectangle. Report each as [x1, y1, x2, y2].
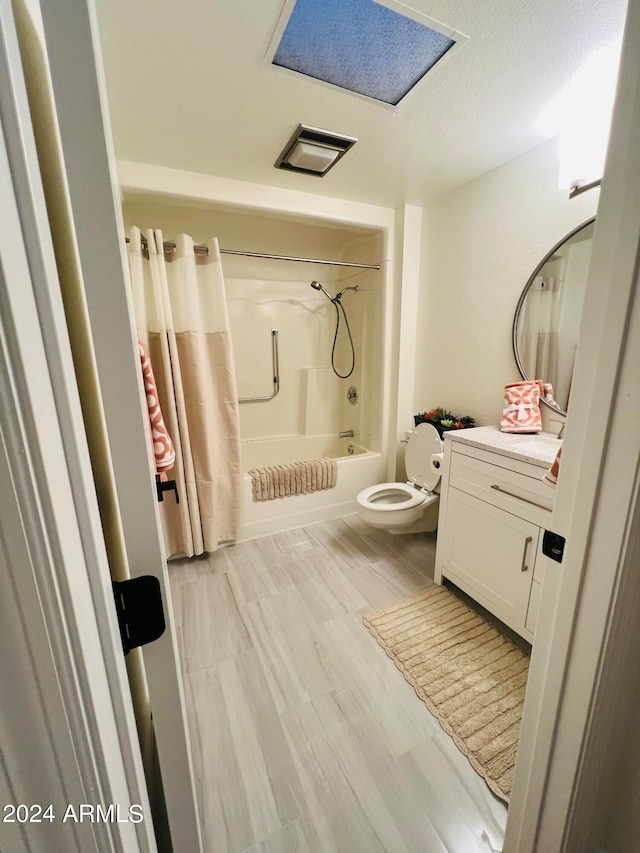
[268, 0, 468, 108]
[275, 124, 357, 176]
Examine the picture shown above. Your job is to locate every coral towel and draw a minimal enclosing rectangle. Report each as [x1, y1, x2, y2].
[543, 446, 562, 486]
[138, 339, 175, 473]
[500, 380, 542, 433]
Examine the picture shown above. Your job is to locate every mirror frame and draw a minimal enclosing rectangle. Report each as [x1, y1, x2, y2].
[512, 215, 596, 415]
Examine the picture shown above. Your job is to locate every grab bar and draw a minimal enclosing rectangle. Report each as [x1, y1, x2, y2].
[238, 329, 280, 403]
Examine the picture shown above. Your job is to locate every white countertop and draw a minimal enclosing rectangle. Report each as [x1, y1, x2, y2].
[443, 425, 562, 468]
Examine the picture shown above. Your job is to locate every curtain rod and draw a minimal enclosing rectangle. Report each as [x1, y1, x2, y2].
[124, 236, 380, 270]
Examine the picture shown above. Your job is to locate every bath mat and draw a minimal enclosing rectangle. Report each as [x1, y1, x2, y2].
[363, 585, 530, 802]
[249, 457, 337, 501]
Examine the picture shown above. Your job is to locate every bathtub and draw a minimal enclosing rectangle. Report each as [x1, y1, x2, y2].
[240, 434, 385, 540]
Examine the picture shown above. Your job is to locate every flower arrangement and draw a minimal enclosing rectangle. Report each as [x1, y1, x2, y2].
[414, 407, 476, 437]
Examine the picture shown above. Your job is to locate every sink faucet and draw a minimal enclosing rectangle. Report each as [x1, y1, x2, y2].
[339, 430, 354, 438]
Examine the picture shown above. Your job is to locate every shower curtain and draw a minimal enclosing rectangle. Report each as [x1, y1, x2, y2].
[128, 227, 242, 557]
[518, 275, 559, 393]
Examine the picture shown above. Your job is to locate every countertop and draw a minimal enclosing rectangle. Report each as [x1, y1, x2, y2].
[443, 425, 562, 468]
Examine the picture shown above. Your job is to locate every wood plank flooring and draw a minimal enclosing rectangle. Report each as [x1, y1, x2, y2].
[169, 517, 508, 853]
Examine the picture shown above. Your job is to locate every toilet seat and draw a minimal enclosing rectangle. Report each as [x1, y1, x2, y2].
[356, 423, 443, 532]
[356, 482, 428, 512]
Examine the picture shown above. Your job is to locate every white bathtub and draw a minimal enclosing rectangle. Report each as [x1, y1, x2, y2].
[240, 434, 384, 540]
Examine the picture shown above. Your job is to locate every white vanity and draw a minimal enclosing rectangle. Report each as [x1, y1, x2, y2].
[434, 426, 561, 642]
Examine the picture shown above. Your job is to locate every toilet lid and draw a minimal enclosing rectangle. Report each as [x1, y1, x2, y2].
[405, 422, 442, 492]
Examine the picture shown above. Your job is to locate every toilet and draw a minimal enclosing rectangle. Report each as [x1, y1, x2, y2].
[356, 422, 443, 533]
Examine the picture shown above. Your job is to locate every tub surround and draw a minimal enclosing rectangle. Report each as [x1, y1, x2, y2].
[240, 435, 384, 540]
[121, 195, 395, 541]
[241, 434, 365, 470]
[435, 426, 558, 641]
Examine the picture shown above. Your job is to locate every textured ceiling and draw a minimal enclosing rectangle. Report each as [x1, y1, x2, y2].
[95, 0, 626, 208]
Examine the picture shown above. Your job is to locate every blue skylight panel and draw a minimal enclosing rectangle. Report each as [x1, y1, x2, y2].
[272, 0, 455, 106]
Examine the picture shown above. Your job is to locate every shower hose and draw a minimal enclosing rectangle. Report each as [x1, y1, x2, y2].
[331, 296, 355, 379]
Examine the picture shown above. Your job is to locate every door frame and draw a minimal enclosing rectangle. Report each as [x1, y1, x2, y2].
[36, 1, 203, 849]
[0, 14, 154, 849]
[3, 0, 202, 849]
[505, 0, 640, 848]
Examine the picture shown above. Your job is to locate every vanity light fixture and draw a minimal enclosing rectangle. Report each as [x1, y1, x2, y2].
[275, 124, 357, 176]
[537, 43, 620, 199]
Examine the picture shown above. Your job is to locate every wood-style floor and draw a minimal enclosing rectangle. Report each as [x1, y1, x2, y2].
[169, 517, 508, 853]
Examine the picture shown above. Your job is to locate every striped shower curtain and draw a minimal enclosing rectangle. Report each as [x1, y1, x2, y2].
[127, 227, 242, 557]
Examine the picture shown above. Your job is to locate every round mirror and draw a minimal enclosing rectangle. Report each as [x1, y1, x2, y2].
[513, 217, 595, 414]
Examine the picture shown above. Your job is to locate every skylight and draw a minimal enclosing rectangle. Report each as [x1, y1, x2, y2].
[270, 0, 465, 107]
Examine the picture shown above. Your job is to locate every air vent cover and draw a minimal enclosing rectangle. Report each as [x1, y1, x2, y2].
[269, 0, 467, 107]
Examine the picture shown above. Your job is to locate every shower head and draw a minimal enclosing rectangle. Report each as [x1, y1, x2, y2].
[310, 280, 335, 302]
[335, 285, 359, 301]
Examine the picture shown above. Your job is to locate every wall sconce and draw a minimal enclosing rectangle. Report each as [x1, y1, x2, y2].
[537, 42, 621, 201]
[569, 178, 602, 199]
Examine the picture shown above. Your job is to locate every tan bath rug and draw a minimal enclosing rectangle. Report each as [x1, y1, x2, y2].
[363, 584, 530, 802]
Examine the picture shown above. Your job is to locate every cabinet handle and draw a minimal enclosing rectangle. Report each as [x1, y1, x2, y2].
[490, 484, 550, 512]
[521, 535, 533, 572]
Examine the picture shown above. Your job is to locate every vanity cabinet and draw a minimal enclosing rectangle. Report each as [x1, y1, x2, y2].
[435, 428, 557, 642]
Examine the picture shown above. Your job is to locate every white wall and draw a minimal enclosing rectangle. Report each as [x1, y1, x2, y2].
[414, 137, 599, 427]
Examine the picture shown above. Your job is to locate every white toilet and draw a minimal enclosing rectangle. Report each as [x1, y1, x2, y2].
[356, 422, 443, 533]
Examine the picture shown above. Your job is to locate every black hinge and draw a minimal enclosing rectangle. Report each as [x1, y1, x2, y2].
[543, 529, 566, 563]
[156, 475, 179, 503]
[112, 576, 166, 655]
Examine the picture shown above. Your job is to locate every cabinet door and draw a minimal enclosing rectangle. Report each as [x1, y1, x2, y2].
[441, 488, 539, 634]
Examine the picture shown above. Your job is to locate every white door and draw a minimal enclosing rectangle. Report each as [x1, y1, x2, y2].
[0, 138, 152, 853]
[0, 10, 155, 852]
[3, 1, 202, 850]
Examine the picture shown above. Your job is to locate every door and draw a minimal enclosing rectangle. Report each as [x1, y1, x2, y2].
[0, 13, 155, 851]
[442, 488, 538, 634]
[4, 1, 202, 850]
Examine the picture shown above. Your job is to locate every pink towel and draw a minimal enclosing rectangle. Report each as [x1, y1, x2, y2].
[543, 446, 562, 486]
[542, 382, 557, 407]
[138, 339, 176, 473]
[500, 380, 542, 433]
